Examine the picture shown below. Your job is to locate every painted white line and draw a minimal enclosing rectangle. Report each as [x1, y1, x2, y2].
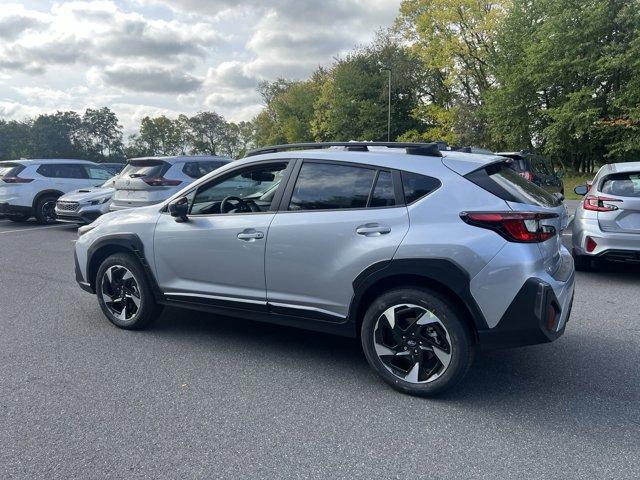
[0, 224, 71, 235]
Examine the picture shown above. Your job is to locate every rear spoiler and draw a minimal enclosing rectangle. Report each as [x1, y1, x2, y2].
[441, 153, 512, 176]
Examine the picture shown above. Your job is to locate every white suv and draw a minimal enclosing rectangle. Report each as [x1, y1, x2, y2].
[0, 159, 112, 224]
[110, 155, 232, 211]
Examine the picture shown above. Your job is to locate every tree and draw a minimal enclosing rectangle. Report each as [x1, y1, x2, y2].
[311, 33, 423, 141]
[29, 111, 84, 159]
[81, 107, 124, 161]
[185, 111, 229, 155]
[127, 115, 187, 157]
[0, 119, 32, 160]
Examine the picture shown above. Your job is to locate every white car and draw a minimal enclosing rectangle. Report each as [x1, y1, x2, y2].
[0, 159, 112, 224]
[110, 155, 232, 211]
[55, 177, 117, 225]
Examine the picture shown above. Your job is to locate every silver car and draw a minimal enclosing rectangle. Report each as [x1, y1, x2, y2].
[110, 155, 232, 211]
[74, 142, 575, 397]
[572, 161, 640, 269]
[55, 177, 118, 224]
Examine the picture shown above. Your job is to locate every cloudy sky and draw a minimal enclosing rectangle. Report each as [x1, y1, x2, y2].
[0, 0, 401, 134]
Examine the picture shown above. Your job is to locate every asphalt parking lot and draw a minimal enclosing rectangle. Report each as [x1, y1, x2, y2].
[1, 214, 638, 479]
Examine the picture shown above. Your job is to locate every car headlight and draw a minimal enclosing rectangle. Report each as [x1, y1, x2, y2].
[89, 196, 111, 206]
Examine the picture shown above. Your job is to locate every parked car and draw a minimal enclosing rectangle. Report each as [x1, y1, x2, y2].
[55, 176, 118, 225]
[110, 155, 231, 211]
[100, 163, 126, 176]
[74, 142, 574, 396]
[497, 151, 565, 197]
[572, 161, 640, 269]
[0, 159, 112, 224]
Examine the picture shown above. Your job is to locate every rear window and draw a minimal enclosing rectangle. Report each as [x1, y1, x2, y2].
[466, 163, 561, 207]
[182, 161, 225, 179]
[0, 163, 24, 176]
[121, 160, 168, 179]
[601, 172, 640, 197]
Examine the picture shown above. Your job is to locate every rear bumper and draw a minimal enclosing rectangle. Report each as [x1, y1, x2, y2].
[0, 203, 32, 217]
[573, 216, 640, 258]
[478, 276, 574, 349]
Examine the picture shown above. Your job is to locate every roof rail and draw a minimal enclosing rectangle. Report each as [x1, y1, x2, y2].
[245, 142, 442, 158]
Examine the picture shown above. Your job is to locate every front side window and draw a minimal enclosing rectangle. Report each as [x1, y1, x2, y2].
[85, 166, 112, 180]
[289, 162, 376, 211]
[190, 162, 288, 215]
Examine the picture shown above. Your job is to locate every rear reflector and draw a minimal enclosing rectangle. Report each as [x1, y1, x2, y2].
[1, 176, 33, 183]
[583, 195, 621, 212]
[460, 211, 558, 243]
[142, 177, 182, 187]
[586, 236, 597, 253]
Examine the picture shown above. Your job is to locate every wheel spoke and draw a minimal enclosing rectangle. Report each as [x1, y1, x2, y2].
[126, 293, 140, 307]
[105, 267, 113, 284]
[381, 306, 396, 329]
[405, 362, 420, 383]
[122, 271, 133, 281]
[431, 344, 451, 370]
[374, 343, 396, 357]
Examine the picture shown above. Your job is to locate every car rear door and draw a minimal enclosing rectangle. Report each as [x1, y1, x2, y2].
[597, 171, 640, 234]
[265, 160, 410, 320]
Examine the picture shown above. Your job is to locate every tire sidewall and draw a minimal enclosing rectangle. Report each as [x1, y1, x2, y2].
[361, 287, 473, 397]
[96, 253, 156, 329]
[35, 195, 59, 224]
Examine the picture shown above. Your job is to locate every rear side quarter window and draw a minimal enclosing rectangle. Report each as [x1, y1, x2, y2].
[401, 171, 441, 204]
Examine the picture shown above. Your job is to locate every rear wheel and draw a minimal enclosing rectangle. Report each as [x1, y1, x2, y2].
[361, 287, 474, 397]
[96, 253, 162, 329]
[34, 195, 59, 224]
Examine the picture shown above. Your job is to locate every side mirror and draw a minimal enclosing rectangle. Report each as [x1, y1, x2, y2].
[168, 196, 189, 222]
[574, 185, 588, 196]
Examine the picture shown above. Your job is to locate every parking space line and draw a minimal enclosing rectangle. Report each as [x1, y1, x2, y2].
[0, 224, 71, 235]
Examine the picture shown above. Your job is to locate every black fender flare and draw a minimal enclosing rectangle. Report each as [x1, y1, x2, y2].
[349, 258, 489, 331]
[32, 189, 64, 209]
[86, 233, 164, 301]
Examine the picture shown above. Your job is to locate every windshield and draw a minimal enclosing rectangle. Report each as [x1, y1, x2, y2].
[121, 160, 168, 178]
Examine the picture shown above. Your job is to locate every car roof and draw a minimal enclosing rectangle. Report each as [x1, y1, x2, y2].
[602, 161, 640, 174]
[0, 158, 98, 166]
[241, 147, 505, 176]
[128, 155, 233, 164]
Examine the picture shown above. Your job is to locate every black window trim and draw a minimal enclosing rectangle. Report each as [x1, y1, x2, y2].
[277, 158, 406, 213]
[181, 158, 295, 217]
[400, 170, 442, 205]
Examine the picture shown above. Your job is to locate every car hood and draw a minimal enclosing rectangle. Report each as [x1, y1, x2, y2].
[59, 187, 115, 202]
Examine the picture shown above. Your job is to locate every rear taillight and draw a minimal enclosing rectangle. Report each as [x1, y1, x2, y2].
[518, 171, 534, 182]
[583, 195, 621, 212]
[460, 211, 558, 243]
[1, 175, 33, 183]
[142, 177, 182, 187]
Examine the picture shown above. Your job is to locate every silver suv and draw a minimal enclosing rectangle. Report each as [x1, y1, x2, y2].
[110, 155, 232, 211]
[74, 142, 575, 396]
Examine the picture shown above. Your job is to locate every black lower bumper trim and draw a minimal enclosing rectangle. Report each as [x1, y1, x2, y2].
[74, 250, 95, 294]
[598, 249, 640, 263]
[478, 278, 567, 349]
[0, 203, 32, 217]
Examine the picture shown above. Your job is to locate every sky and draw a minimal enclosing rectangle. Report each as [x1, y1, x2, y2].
[0, 0, 402, 135]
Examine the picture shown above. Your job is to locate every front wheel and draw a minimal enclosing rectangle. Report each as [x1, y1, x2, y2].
[34, 195, 59, 224]
[96, 253, 162, 329]
[361, 287, 474, 397]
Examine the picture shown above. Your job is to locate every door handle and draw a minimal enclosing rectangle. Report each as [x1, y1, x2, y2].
[356, 223, 391, 236]
[237, 229, 264, 241]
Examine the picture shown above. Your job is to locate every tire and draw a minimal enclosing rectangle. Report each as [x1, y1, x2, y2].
[361, 287, 474, 397]
[96, 253, 162, 329]
[7, 214, 30, 222]
[34, 194, 59, 224]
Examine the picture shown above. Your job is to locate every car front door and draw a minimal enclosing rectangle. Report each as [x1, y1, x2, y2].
[153, 161, 291, 307]
[265, 160, 411, 321]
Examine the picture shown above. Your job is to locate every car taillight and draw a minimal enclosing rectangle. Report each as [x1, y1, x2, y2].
[1, 175, 33, 183]
[460, 211, 558, 243]
[142, 177, 182, 187]
[583, 195, 621, 212]
[518, 171, 534, 182]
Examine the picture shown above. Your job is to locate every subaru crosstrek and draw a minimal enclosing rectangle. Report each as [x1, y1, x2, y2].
[74, 142, 575, 396]
[572, 161, 640, 269]
[0, 159, 112, 224]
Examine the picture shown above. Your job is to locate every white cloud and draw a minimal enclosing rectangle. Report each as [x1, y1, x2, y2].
[0, 0, 401, 131]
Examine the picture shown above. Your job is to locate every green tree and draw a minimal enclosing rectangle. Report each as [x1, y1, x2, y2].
[81, 107, 124, 161]
[185, 111, 229, 155]
[127, 115, 187, 157]
[0, 119, 32, 160]
[29, 111, 84, 159]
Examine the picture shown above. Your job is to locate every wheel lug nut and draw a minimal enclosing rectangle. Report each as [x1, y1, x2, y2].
[404, 347, 407, 350]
